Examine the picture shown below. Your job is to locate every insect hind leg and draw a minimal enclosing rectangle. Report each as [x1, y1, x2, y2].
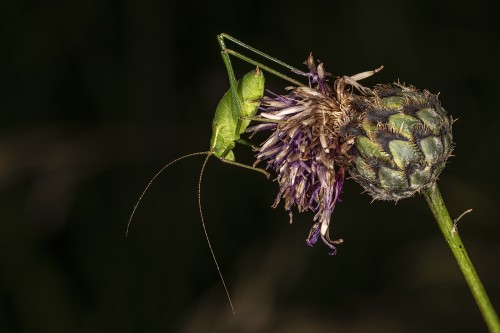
[217, 33, 303, 86]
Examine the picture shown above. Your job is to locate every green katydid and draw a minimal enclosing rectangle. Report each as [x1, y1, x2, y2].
[127, 33, 307, 314]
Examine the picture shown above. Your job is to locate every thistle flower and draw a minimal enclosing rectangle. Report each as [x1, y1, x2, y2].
[243, 48, 499, 330]
[248, 55, 378, 254]
[248, 51, 499, 331]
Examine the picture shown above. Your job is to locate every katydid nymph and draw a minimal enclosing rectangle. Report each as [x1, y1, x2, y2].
[127, 33, 306, 314]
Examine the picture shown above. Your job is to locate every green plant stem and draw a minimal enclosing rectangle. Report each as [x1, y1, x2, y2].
[422, 182, 500, 333]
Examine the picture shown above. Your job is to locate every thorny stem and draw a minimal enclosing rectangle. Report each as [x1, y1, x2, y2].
[422, 182, 500, 333]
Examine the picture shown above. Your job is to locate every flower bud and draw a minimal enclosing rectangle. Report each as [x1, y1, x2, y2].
[347, 84, 454, 201]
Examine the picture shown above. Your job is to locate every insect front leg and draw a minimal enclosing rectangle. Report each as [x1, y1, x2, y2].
[213, 127, 270, 178]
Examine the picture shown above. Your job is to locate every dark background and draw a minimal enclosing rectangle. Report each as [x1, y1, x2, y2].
[1, 0, 499, 332]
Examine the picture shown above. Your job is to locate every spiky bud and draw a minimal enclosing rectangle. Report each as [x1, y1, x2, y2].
[347, 84, 454, 201]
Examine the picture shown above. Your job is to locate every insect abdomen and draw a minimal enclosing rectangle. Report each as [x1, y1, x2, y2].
[210, 68, 265, 159]
[237, 68, 265, 134]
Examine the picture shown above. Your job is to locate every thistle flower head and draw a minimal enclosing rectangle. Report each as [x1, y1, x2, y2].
[249, 55, 375, 254]
[347, 83, 454, 201]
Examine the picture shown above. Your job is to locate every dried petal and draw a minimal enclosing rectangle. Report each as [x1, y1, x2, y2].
[249, 55, 376, 254]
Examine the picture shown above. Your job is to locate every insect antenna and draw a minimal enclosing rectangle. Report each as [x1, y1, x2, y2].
[198, 154, 235, 315]
[127, 151, 235, 313]
[126, 151, 211, 236]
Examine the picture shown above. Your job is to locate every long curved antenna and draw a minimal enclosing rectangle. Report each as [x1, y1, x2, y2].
[126, 151, 211, 237]
[198, 154, 235, 315]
